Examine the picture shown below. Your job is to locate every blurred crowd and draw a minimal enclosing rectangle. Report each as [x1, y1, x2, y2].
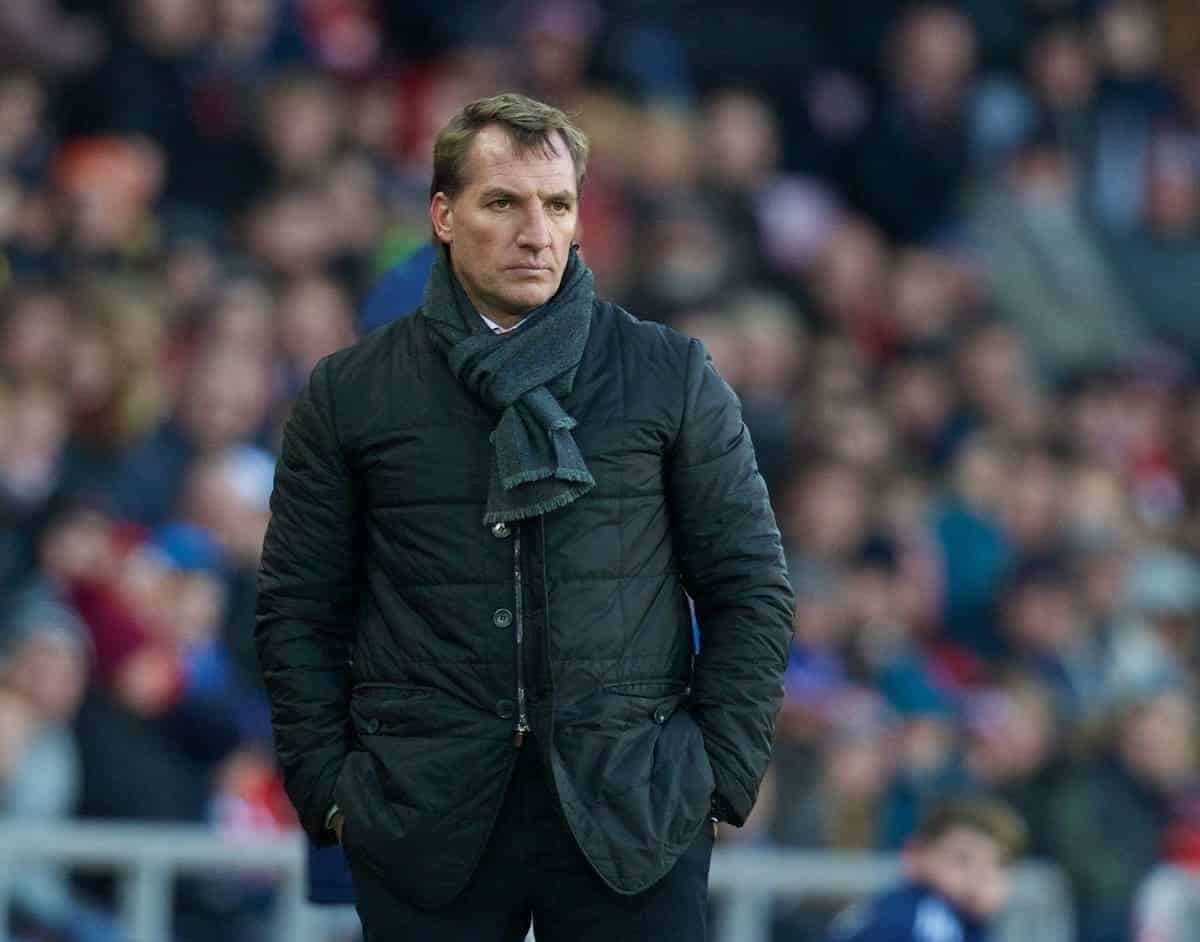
[2, 0, 1200, 940]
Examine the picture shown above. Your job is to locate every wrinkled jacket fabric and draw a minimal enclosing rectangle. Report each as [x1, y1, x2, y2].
[256, 299, 793, 908]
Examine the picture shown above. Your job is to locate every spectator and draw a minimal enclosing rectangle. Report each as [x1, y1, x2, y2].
[0, 583, 120, 942]
[1048, 684, 1200, 942]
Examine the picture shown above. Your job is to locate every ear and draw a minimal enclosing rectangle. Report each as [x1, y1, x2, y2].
[430, 192, 453, 245]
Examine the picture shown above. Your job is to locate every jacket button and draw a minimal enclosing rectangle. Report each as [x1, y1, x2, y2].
[491, 522, 511, 539]
[492, 608, 513, 628]
[365, 718, 381, 734]
[496, 699, 514, 719]
[652, 704, 671, 724]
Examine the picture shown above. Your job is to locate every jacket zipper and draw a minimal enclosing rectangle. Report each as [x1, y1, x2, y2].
[512, 529, 531, 747]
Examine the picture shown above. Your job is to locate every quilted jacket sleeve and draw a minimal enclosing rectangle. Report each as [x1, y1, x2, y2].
[256, 355, 358, 844]
[668, 338, 794, 826]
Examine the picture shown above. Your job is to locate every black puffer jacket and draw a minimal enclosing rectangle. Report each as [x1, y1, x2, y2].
[256, 299, 793, 907]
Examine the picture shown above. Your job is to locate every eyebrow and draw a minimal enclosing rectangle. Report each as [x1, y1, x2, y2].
[478, 187, 576, 204]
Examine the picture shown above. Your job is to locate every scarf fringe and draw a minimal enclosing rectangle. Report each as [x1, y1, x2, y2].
[500, 467, 596, 490]
[482, 486, 589, 525]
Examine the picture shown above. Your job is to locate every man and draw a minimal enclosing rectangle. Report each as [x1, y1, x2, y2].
[256, 92, 793, 940]
[827, 797, 1027, 942]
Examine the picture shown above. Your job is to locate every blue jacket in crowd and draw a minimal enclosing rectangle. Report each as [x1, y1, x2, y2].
[826, 882, 989, 942]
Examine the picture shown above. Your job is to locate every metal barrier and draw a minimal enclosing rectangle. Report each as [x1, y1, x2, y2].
[706, 849, 1073, 942]
[0, 824, 1073, 942]
[1135, 865, 1200, 942]
[0, 822, 307, 942]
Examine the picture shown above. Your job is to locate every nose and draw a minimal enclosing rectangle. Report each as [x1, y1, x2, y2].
[516, 206, 552, 252]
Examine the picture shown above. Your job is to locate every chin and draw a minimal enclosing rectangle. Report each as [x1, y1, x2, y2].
[505, 289, 553, 313]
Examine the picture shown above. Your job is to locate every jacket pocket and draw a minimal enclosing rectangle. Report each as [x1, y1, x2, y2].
[353, 682, 434, 700]
[600, 678, 689, 698]
[350, 683, 434, 736]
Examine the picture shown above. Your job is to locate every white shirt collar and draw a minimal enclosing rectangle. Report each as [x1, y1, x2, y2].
[479, 312, 526, 335]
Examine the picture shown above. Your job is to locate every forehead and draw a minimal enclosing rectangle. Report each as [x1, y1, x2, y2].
[460, 124, 577, 196]
[933, 827, 1003, 859]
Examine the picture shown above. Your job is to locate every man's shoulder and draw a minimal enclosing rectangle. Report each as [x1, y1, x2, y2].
[593, 298, 695, 364]
[321, 311, 424, 382]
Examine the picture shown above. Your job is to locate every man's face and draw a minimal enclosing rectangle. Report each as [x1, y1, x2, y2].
[908, 827, 1011, 921]
[431, 124, 578, 321]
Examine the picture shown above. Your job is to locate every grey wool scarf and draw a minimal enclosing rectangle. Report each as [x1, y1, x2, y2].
[421, 244, 596, 524]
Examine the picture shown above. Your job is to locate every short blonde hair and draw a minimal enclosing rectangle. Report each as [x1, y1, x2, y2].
[914, 796, 1027, 863]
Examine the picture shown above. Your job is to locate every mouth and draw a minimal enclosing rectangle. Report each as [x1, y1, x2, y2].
[506, 265, 551, 274]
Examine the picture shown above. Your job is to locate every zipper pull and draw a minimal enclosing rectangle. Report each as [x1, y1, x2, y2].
[512, 718, 531, 748]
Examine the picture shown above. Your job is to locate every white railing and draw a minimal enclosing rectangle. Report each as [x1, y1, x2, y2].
[1135, 865, 1200, 942]
[0, 824, 1073, 942]
[0, 822, 306, 942]
[706, 849, 1073, 942]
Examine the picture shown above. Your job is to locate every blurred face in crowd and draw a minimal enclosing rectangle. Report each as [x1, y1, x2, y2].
[897, 714, 956, 776]
[1120, 691, 1197, 789]
[215, 0, 277, 53]
[39, 508, 113, 585]
[633, 106, 698, 191]
[181, 456, 270, 564]
[1, 386, 68, 499]
[67, 320, 119, 420]
[813, 220, 889, 327]
[969, 685, 1055, 785]
[208, 279, 274, 358]
[1074, 545, 1128, 624]
[826, 730, 892, 805]
[808, 336, 869, 407]
[844, 562, 900, 630]
[262, 78, 341, 179]
[908, 826, 1011, 920]
[277, 274, 356, 375]
[1029, 26, 1096, 112]
[131, 0, 209, 53]
[431, 124, 579, 324]
[180, 351, 268, 452]
[1144, 148, 1200, 237]
[823, 400, 894, 472]
[704, 90, 780, 189]
[1, 632, 87, 725]
[891, 6, 977, 119]
[953, 435, 1011, 514]
[1065, 465, 1130, 537]
[889, 251, 962, 345]
[248, 188, 337, 274]
[325, 155, 386, 250]
[786, 464, 869, 560]
[958, 324, 1028, 417]
[884, 357, 954, 446]
[792, 582, 846, 649]
[729, 294, 806, 396]
[1002, 452, 1065, 550]
[640, 209, 732, 308]
[168, 570, 226, 648]
[350, 79, 402, 157]
[1005, 579, 1080, 655]
[1, 289, 72, 384]
[1097, 0, 1161, 79]
[0, 73, 44, 161]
